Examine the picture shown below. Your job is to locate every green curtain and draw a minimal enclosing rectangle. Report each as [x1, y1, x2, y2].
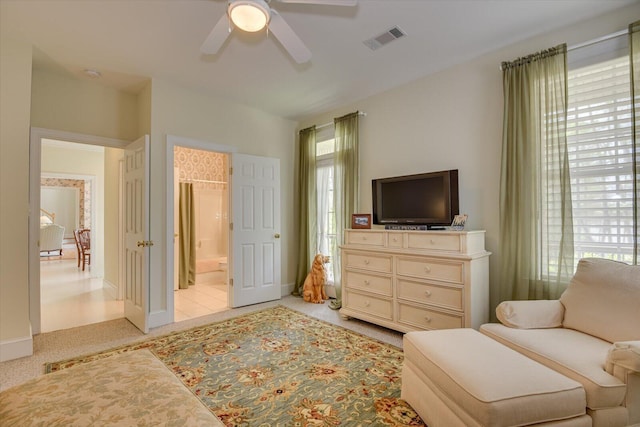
[293, 126, 317, 296]
[499, 44, 574, 302]
[179, 182, 196, 289]
[330, 112, 360, 310]
[630, 21, 640, 265]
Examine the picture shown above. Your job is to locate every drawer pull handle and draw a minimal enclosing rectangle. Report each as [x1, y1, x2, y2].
[364, 300, 370, 307]
[364, 259, 370, 265]
[424, 266, 432, 273]
[424, 316, 432, 323]
[425, 290, 432, 297]
[430, 239, 435, 244]
[364, 280, 370, 285]
[362, 237, 367, 241]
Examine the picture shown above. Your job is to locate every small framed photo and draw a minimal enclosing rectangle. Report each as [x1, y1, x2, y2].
[451, 214, 468, 230]
[352, 214, 372, 229]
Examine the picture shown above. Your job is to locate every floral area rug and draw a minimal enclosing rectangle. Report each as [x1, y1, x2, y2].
[47, 306, 426, 426]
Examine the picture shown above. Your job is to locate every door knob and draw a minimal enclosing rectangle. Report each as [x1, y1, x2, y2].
[274, 233, 281, 239]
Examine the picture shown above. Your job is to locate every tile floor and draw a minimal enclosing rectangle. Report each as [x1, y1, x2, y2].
[40, 256, 228, 332]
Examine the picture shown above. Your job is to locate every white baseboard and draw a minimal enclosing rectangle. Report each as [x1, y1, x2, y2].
[103, 279, 118, 299]
[149, 309, 174, 330]
[0, 330, 33, 362]
[281, 281, 295, 297]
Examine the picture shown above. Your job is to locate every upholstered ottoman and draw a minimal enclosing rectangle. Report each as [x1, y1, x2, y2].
[402, 329, 591, 426]
[0, 349, 224, 426]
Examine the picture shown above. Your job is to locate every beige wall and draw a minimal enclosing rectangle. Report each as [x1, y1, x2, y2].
[31, 68, 140, 141]
[137, 81, 152, 137]
[146, 79, 298, 324]
[0, 36, 33, 360]
[104, 148, 124, 288]
[297, 4, 640, 315]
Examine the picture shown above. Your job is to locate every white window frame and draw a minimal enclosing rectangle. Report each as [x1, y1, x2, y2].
[566, 41, 636, 266]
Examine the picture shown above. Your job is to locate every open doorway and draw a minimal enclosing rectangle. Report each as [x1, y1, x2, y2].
[38, 139, 123, 332]
[173, 146, 229, 321]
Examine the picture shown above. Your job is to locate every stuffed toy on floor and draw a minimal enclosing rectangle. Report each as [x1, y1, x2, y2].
[302, 254, 330, 304]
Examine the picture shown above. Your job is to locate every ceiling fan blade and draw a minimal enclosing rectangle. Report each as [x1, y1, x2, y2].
[276, 0, 357, 5]
[268, 11, 312, 64]
[201, 14, 231, 54]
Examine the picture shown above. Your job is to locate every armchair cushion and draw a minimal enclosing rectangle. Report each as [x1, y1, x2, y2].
[606, 341, 640, 374]
[496, 300, 564, 329]
[559, 258, 640, 343]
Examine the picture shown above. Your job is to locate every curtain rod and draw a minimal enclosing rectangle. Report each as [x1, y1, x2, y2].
[315, 111, 367, 130]
[568, 28, 628, 52]
[499, 28, 629, 70]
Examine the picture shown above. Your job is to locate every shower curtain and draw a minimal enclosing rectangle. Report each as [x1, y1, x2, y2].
[179, 182, 196, 289]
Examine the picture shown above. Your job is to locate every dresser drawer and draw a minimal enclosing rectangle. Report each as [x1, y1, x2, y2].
[396, 257, 463, 284]
[344, 291, 393, 321]
[397, 279, 463, 311]
[344, 271, 392, 296]
[387, 233, 404, 248]
[406, 233, 461, 252]
[345, 231, 386, 247]
[397, 303, 464, 330]
[343, 251, 392, 273]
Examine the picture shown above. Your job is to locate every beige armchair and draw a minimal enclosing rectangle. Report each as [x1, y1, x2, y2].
[481, 258, 640, 427]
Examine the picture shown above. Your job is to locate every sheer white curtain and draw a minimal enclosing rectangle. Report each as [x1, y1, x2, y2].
[316, 160, 335, 283]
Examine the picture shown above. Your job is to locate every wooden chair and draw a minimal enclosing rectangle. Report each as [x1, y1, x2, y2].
[74, 229, 91, 270]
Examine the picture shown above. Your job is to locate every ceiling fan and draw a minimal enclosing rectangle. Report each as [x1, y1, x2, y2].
[201, 0, 357, 64]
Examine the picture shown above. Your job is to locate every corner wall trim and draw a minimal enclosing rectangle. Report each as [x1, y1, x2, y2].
[103, 279, 118, 300]
[0, 333, 33, 362]
[281, 281, 295, 297]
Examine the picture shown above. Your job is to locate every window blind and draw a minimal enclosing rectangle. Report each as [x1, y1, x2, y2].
[566, 54, 635, 264]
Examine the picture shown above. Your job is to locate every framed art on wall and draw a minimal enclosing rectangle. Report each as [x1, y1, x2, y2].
[352, 214, 372, 229]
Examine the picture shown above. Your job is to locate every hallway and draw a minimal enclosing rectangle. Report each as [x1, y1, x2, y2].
[40, 253, 122, 333]
[40, 250, 227, 332]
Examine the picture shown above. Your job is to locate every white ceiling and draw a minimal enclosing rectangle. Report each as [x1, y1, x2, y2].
[1, 0, 637, 120]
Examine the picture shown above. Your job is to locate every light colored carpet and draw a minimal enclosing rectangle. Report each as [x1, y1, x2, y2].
[0, 295, 403, 392]
[44, 306, 423, 426]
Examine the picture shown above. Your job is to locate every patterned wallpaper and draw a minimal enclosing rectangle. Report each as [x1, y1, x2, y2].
[174, 147, 228, 190]
[41, 178, 90, 229]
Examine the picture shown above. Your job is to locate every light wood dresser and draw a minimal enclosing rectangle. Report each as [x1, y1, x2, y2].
[339, 229, 490, 333]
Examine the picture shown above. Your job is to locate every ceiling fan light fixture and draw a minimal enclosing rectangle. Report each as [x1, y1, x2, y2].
[229, 0, 270, 32]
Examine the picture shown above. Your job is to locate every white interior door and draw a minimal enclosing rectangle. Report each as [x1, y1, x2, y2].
[231, 154, 281, 307]
[124, 135, 150, 332]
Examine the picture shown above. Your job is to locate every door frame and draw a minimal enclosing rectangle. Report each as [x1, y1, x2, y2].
[165, 135, 237, 320]
[29, 127, 127, 335]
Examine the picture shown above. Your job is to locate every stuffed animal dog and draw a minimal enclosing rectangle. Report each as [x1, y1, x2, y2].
[302, 254, 330, 304]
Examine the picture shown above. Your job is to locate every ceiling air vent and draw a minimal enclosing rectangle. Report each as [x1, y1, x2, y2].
[363, 26, 406, 51]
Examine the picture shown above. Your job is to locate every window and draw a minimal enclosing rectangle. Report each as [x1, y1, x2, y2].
[316, 134, 336, 283]
[567, 49, 636, 265]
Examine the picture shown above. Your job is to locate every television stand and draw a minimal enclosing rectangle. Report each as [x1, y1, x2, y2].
[339, 228, 490, 333]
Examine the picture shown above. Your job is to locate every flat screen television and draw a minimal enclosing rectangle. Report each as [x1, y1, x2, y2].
[372, 169, 459, 228]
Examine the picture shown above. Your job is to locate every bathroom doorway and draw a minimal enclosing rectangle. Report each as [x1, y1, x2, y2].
[173, 146, 229, 321]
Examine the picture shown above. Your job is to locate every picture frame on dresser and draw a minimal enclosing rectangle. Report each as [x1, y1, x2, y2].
[451, 214, 468, 230]
[351, 214, 372, 229]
